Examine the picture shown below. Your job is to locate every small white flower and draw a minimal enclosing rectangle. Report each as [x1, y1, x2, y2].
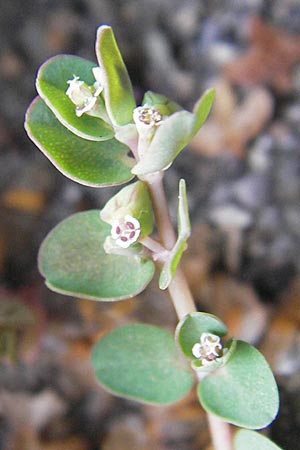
[66, 76, 90, 104]
[133, 105, 163, 134]
[66, 67, 104, 117]
[192, 332, 223, 366]
[111, 215, 141, 248]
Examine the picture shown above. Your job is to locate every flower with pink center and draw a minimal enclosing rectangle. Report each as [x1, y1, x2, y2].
[192, 332, 223, 366]
[111, 215, 141, 248]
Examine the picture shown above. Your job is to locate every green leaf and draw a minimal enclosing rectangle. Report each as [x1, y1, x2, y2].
[198, 340, 279, 429]
[100, 181, 154, 237]
[36, 55, 114, 141]
[142, 91, 183, 114]
[92, 324, 194, 404]
[159, 179, 191, 289]
[158, 239, 187, 290]
[132, 110, 193, 175]
[25, 97, 134, 187]
[132, 88, 215, 176]
[96, 25, 136, 126]
[38, 211, 155, 301]
[234, 430, 282, 450]
[176, 312, 228, 359]
[177, 179, 191, 236]
[192, 88, 216, 133]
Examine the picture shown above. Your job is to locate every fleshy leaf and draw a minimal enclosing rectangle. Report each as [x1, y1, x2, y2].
[234, 430, 282, 450]
[132, 110, 193, 175]
[25, 97, 134, 187]
[114, 123, 138, 149]
[36, 55, 114, 141]
[198, 340, 279, 429]
[132, 88, 215, 175]
[142, 91, 183, 114]
[192, 87, 216, 133]
[92, 324, 194, 404]
[159, 179, 191, 289]
[96, 25, 136, 126]
[100, 181, 154, 237]
[38, 211, 155, 301]
[176, 312, 228, 359]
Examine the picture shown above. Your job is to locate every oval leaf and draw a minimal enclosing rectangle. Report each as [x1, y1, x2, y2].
[38, 211, 155, 301]
[176, 312, 228, 358]
[36, 55, 114, 141]
[92, 324, 194, 404]
[96, 25, 136, 126]
[25, 97, 134, 187]
[234, 430, 282, 450]
[198, 340, 279, 429]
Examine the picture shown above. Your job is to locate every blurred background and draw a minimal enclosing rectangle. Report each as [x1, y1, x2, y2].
[1, 0, 300, 449]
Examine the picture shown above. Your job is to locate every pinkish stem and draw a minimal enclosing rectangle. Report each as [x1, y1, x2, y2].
[144, 171, 233, 450]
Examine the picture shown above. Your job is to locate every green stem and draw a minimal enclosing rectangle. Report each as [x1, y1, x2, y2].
[144, 172, 233, 450]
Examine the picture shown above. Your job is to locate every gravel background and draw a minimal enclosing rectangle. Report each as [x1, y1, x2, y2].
[1, 1, 300, 449]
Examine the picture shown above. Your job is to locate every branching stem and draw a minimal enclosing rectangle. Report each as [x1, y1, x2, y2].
[139, 236, 168, 261]
[144, 171, 233, 450]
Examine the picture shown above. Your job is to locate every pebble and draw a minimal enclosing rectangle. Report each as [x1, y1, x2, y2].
[231, 172, 270, 210]
[248, 135, 274, 173]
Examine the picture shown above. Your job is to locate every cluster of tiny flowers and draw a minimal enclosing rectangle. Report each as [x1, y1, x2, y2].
[66, 67, 103, 117]
[192, 333, 223, 366]
[111, 215, 141, 248]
